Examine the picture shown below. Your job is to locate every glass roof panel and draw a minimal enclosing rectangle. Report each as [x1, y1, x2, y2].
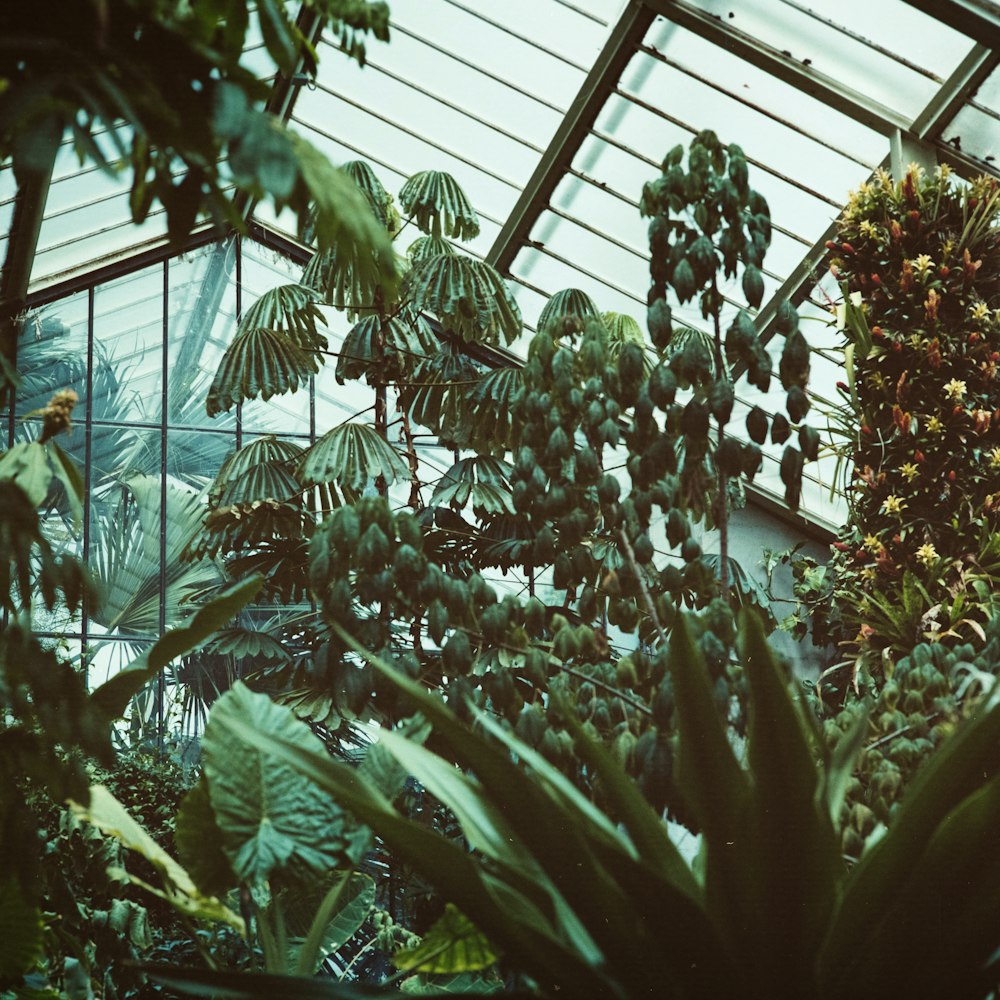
[940, 62, 1000, 165]
[681, 0, 973, 121]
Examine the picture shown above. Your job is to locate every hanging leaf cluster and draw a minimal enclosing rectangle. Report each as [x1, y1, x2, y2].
[640, 129, 814, 509]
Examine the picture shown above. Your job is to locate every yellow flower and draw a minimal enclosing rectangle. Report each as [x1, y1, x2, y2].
[990, 447, 1000, 469]
[907, 162, 925, 179]
[881, 494, 906, 516]
[944, 378, 967, 401]
[916, 543, 937, 566]
[858, 220, 878, 239]
[861, 567, 877, 583]
[927, 415, 944, 434]
[900, 462, 919, 482]
[912, 253, 933, 277]
[863, 533, 883, 552]
[971, 301, 990, 322]
[936, 163, 951, 180]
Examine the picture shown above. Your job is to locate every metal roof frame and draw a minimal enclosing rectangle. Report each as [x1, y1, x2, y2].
[10, 0, 1000, 530]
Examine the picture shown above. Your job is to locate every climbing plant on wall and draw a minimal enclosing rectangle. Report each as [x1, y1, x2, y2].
[823, 164, 1000, 691]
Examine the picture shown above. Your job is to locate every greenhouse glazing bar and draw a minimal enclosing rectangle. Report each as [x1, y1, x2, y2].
[484, 0, 654, 275]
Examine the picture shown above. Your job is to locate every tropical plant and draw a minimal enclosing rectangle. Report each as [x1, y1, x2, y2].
[192, 132, 819, 814]
[0, 0, 396, 399]
[820, 164, 1000, 691]
[0, 395, 263, 992]
[124, 609, 1000, 999]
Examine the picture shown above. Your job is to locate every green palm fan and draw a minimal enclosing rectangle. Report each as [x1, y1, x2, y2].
[399, 170, 480, 241]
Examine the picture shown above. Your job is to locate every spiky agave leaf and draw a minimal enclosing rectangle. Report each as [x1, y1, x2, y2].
[406, 255, 521, 346]
[239, 284, 327, 353]
[537, 288, 602, 335]
[297, 422, 409, 490]
[399, 170, 480, 241]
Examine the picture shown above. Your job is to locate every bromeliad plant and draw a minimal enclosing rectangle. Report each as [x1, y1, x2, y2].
[824, 164, 1000, 688]
[143, 611, 1000, 999]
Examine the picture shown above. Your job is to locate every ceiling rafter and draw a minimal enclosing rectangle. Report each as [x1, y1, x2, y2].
[902, 0, 1000, 52]
[484, 0, 654, 275]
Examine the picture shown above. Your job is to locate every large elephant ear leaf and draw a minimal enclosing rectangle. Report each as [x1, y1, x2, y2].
[537, 288, 602, 335]
[394, 904, 498, 974]
[207, 326, 318, 416]
[203, 683, 358, 884]
[240, 283, 327, 353]
[406, 255, 520, 346]
[297, 422, 409, 490]
[399, 170, 480, 241]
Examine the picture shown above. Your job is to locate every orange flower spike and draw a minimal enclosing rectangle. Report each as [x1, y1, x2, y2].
[900, 260, 915, 293]
[924, 288, 941, 322]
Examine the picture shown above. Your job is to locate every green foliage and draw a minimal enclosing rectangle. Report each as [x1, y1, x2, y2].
[192, 613, 1000, 998]
[822, 165, 1000, 688]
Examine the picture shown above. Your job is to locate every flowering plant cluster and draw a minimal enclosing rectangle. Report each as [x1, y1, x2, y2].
[825, 164, 1000, 685]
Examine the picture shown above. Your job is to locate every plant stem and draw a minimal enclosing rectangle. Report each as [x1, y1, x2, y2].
[711, 289, 729, 594]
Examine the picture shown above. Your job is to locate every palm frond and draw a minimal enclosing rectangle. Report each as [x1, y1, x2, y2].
[297, 422, 409, 490]
[430, 457, 515, 517]
[341, 160, 392, 229]
[399, 170, 480, 241]
[206, 327, 319, 416]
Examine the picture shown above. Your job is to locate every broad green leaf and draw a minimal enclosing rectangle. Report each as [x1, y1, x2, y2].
[209, 698, 605, 996]
[821, 696, 1000, 986]
[291, 872, 375, 976]
[297, 422, 409, 490]
[175, 776, 238, 898]
[737, 611, 839, 994]
[399, 170, 480, 241]
[0, 442, 53, 506]
[0, 877, 43, 980]
[141, 965, 394, 999]
[47, 440, 84, 525]
[89, 575, 263, 720]
[400, 972, 505, 994]
[825, 773, 1000, 999]
[71, 786, 244, 932]
[203, 684, 354, 884]
[395, 904, 498, 974]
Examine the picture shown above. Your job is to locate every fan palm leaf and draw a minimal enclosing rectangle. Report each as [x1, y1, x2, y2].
[406, 255, 520, 346]
[297, 422, 409, 490]
[537, 288, 602, 335]
[206, 326, 319, 416]
[399, 170, 480, 241]
[239, 283, 327, 353]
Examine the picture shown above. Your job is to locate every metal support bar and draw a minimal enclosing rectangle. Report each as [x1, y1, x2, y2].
[902, 0, 1000, 52]
[0, 160, 55, 399]
[484, 0, 654, 275]
[643, 0, 911, 135]
[890, 131, 937, 179]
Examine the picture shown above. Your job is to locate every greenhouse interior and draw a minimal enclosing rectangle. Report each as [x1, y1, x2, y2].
[4, 0, 1000, 996]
